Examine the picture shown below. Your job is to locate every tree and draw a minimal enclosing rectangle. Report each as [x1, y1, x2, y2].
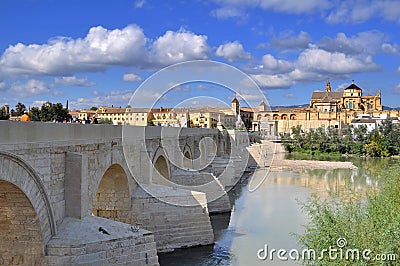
[98, 118, 112, 124]
[90, 106, 98, 111]
[378, 118, 400, 156]
[0, 108, 9, 120]
[29, 107, 41, 121]
[30, 102, 70, 122]
[14, 102, 26, 116]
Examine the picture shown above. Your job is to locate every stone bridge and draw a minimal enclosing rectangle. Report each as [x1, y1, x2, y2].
[0, 121, 253, 265]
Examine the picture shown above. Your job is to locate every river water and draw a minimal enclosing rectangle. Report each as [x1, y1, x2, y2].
[158, 156, 395, 265]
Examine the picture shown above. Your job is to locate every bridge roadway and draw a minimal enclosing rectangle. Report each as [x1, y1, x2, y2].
[0, 121, 251, 265]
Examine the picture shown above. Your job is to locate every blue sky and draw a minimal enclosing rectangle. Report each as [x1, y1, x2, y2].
[0, 0, 399, 110]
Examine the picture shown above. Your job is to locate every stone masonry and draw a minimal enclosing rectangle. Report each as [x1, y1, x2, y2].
[0, 121, 250, 264]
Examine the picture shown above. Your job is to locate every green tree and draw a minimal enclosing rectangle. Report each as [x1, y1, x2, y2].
[14, 102, 26, 116]
[90, 106, 98, 111]
[365, 129, 389, 157]
[378, 118, 400, 155]
[98, 118, 112, 124]
[339, 126, 354, 154]
[29, 107, 41, 121]
[31, 102, 70, 122]
[0, 108, 9, 120]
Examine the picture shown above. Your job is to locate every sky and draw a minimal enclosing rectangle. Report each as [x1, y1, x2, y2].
[0, 0, 400, 110]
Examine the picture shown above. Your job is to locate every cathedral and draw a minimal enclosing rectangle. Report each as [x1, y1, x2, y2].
[310, 81, 382, 113]
[253, 81, 397, 134]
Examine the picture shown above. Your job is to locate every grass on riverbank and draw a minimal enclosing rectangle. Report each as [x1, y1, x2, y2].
[297, 164, 400, 265]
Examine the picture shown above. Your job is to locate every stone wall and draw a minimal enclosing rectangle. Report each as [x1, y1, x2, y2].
[132, 185, 214, 252]
[93, 164, 134, 224]
[0, 181, 44, 266]
[170, 170, 231, 213]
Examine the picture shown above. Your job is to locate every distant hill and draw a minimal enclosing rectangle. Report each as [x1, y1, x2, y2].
[383, 105, 400, 111]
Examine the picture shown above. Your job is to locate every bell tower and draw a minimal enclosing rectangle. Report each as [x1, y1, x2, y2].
[325, 81, 331, 92]
[231, 95, 239, 115]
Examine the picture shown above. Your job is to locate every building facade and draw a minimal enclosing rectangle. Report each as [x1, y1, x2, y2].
[252, 81, 399, 135]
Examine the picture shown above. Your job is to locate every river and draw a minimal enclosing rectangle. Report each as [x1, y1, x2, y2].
[158, 156, 396, 265]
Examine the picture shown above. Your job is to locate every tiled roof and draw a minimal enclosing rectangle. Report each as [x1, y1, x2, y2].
[344, 83, 362, 91]
[311, 91, 343, 100]
[240, 107, 254, 113]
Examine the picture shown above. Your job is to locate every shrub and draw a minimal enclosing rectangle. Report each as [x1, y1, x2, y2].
[297, 165, 400, 265]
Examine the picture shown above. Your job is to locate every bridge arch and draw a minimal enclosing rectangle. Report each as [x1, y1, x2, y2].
[182, 144, 193, 169]
[152, 147, 171, 184]
[0, 152, 56, 263]
[93, 164, 135, 224]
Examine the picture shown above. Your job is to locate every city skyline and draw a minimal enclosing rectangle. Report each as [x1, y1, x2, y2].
[1, 0, 400, 110]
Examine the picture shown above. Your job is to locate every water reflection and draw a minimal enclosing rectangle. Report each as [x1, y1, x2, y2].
[158, 158, 397, 265]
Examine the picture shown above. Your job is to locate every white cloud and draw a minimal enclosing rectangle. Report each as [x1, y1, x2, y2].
[210, 6, 243, 19]
[296, 48, 379, 75]
[0, 24, 148, 77]
[211, 0, 331, 19]
[326, 0, 400, 24]
[261, 54, 294, 74]
[0, 81, 7, 91]
[391, 84, 400, 94]
[382, 43, 400, 55]
[215, 41, 252, 62]
[251, 47, 379, 89]
[134, 0, 146, 8]
[123, 73, 142, 82]
[271, 31, 312, 50]
[326, 1, 374, 24]
[54, 76, 96, 86]
[69, 90, 134, 109]
[336, 82, 349, 91]
[283, 93, 296, 98]
[151, 29, 211, 65]
[318, 31, 384, 55]
[250, 73, 295, 89]
[397, 66, 400, 72]
[212, 0, 400, 23]
[11, 79, 50, 97]
[0, 25, 214, 87]
[31, 100, 47, 107]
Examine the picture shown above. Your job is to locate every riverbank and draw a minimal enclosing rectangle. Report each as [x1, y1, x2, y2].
[270, 158, 357, 172]
[248, 141, 358, 172]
